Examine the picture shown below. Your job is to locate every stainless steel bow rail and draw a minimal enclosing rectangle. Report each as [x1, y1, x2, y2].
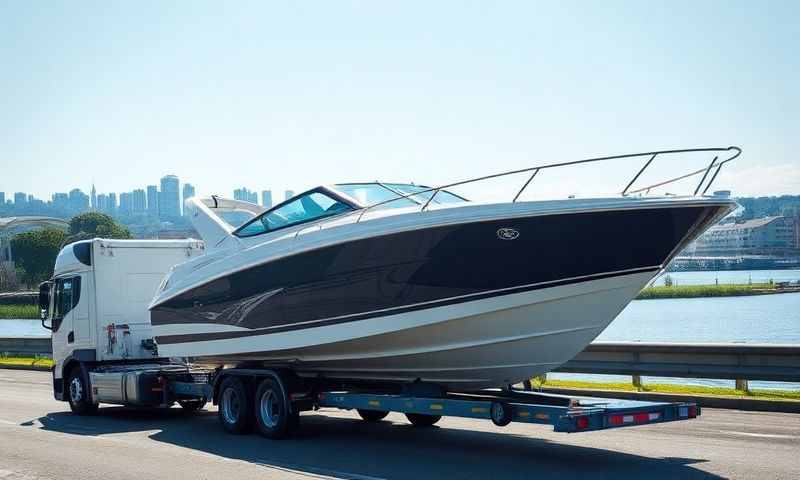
[355, 146, 742, 221]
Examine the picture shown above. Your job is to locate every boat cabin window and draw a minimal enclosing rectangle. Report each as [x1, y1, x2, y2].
[236, 191, 354, 237]
[333, 183, 468, 209]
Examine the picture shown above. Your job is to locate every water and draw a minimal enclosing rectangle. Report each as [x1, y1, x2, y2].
[0, 319, 49, 337]
[653, 269, 800, 286]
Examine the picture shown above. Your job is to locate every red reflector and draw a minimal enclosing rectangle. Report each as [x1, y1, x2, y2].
[610, 415, 623, 425]
[634, 413, 649, 423]
[576, 416, 589, 429]
[688, 406, 697, 418]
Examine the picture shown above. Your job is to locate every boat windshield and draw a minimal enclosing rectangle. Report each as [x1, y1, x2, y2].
[236, 190, 354, 237]
[334, 183, 467, 209]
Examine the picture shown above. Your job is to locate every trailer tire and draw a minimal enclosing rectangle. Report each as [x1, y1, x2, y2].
[357, 409, 389, 422]
[67, 365, 98, 416]
[218, 377, 252, 434]
[254, 378, 293, 439]
[178, 398, 207, 412]
[490, 401, 512, 426]
[405, 413, 441, 427]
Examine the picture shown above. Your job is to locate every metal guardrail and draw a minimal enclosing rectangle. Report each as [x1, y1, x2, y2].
[2, 339, 798, 386]
[557, 342, 800, 383]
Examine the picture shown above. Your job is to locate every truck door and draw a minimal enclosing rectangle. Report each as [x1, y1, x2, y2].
[51, 276, 83, 361]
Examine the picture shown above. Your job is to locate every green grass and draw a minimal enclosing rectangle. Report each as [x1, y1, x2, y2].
[0, 355, 53, 368]
[635, 283, 787, 300]
[0, 304, 40, 319]
[532, 378, 800, 402]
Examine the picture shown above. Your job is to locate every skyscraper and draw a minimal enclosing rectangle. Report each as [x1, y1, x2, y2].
[107, 193, 117, 215]
[0, 192, 5, 205]
[159, 175, 180, 219]
[284, 190, 295, 201]
[146, 185, 159, 217]
[119, 192, 133, 216]
[68, 189, 89, 212]
[14, 192, 27, 206]
[52, 192, 69, 210]
[91, 184, 97, 210]
[132, 189, 146, 213]
[182, 183, 196, 215]
[96, 193, 108, 212]
[261, 190, 272, 209]
[234, 187, 258, 204]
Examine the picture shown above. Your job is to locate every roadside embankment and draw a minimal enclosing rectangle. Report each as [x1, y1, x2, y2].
[0, 355, 52, 371]
[636, 283, 800, 299]
[0, 304, 39, 319]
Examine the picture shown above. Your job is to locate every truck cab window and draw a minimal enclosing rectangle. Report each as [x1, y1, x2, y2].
[52, 276, 81, 332]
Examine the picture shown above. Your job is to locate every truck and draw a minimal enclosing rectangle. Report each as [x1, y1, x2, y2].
[39, 238, 700, 439]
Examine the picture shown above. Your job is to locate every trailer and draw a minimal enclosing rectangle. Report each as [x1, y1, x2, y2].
[39, 238, 700, 440]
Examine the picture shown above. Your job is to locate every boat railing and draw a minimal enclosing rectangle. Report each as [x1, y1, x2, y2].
[353, 146, 742, 222]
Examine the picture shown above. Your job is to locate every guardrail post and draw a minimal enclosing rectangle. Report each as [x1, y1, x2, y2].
[632, 374, 643, 389]
[735, 379, 749, 392]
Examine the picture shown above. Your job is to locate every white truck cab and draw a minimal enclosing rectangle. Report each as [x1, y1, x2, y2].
[39, 238, 204, 407]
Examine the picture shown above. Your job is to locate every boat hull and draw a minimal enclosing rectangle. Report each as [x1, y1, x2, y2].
[151, 200, 733, 388]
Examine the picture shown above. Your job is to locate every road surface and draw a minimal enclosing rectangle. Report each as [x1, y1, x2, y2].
[0, 369, 798, 479]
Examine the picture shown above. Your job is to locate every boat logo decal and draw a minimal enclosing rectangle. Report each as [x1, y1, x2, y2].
[496, 228, 519, 240]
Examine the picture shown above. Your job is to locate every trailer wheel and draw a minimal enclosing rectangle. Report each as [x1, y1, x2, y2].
[254, 378, 293, 439]
[218, 377, 252, 434]
[490, 401, 512, 426]
[405, 413, 441, 427]
[178, 398, 207, 412]
[357, 409, 389, 422]
[67, 366, 98, 416]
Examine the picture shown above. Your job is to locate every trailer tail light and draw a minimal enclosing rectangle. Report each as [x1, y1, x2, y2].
[576, 416, 589, 429]
[688, 405, 697, 418]
[610, 412, 661, 426]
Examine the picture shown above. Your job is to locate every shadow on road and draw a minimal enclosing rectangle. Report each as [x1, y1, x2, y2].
[33, 407, 719, 479]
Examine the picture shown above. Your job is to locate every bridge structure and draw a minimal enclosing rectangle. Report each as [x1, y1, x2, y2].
[0, 216, 69, 289]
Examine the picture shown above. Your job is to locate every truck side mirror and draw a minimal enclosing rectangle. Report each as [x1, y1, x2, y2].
[39, 282, 52, 330]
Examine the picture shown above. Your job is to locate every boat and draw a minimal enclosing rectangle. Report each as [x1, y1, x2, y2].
[149, 147, 741, 389]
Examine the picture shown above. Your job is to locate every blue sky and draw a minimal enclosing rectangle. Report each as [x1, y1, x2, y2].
[1, 1, 797, 201]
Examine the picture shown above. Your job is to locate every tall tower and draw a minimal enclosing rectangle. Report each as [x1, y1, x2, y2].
[159, 175, 180, 220]
[261, 190, 272, 209]
[147, 185, 159, 217]
[182, 183, 196, 216]
[90, 183, 97, 210]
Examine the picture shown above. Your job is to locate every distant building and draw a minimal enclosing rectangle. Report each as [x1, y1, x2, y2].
[14, 192, 26, 206]
[96, 193, 108, 213]
[284, 190, 294, 201]
[91, 184, 97, 210]
[68, 189, 89, 212]
[119, 192, 133, 216]
[234, 187, 258, 204]
[182, 183, 196, 215]
[159, 175, 180, 219]
[52, 192, 69, 210]
[690, 216, 798, 256]
[261, 190, 272, 209]
[107, 193, 117, 216]
[132, 189, 147, 213]
[0, 192, 4, 205]
[147, 185, 159, 217]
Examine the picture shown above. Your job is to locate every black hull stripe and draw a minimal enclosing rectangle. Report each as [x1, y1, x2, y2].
[155, 266, 659, 345]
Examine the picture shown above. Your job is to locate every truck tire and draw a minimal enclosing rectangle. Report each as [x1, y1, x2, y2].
[490, 401, 512, 426]
[357, 409, 389, 422]
[254, 378, 294, 439]
[178, 398, 207, 412]
[405, 413, 441, 427]
[67, 365, 98, 416]
[218, 377, 252, 434]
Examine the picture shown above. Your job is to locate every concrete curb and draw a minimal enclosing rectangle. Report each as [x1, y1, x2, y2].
[540, 386, 800, 414]
[0, 363, 51, 371]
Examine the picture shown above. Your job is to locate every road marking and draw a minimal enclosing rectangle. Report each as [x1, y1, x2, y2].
[717, 430, 799, 440]
[255, 462, 386, 480]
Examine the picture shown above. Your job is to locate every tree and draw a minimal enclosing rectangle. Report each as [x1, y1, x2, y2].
[10, 228, 68, 286]
[63, 212, 131, 246]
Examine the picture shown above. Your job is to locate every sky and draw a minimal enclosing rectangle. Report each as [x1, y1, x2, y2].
[1, 1, 798, 202]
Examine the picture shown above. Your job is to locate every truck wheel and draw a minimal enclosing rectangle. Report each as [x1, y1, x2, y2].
[490, 401, 512, 426]
[218, 377, 252, 434]
[405, 413, 441, 427]
[178, 398, 207, 412]
[67, 366, 98, 416]
[357, 409, 389, 422]
[254, 378, 293, 439]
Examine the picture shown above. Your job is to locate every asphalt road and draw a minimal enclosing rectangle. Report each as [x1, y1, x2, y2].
[0, 370, 798, 480]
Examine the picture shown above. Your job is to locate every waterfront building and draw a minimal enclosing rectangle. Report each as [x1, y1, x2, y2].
[107, 193, 117, 216]
[132, 189, 147, 213]
[14, 192, 26, 206]
[261, 190, 272, 209]
[0, 192, 4, 205]
[147, 185, 159, 217]
[159, 175, 180, 219]
[182, 183, 196, 216]
[284, 190, 294, 201]
[234, 187, 258, 204]
[690, 216, 799, 256]
[52, 193, 69, 210]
